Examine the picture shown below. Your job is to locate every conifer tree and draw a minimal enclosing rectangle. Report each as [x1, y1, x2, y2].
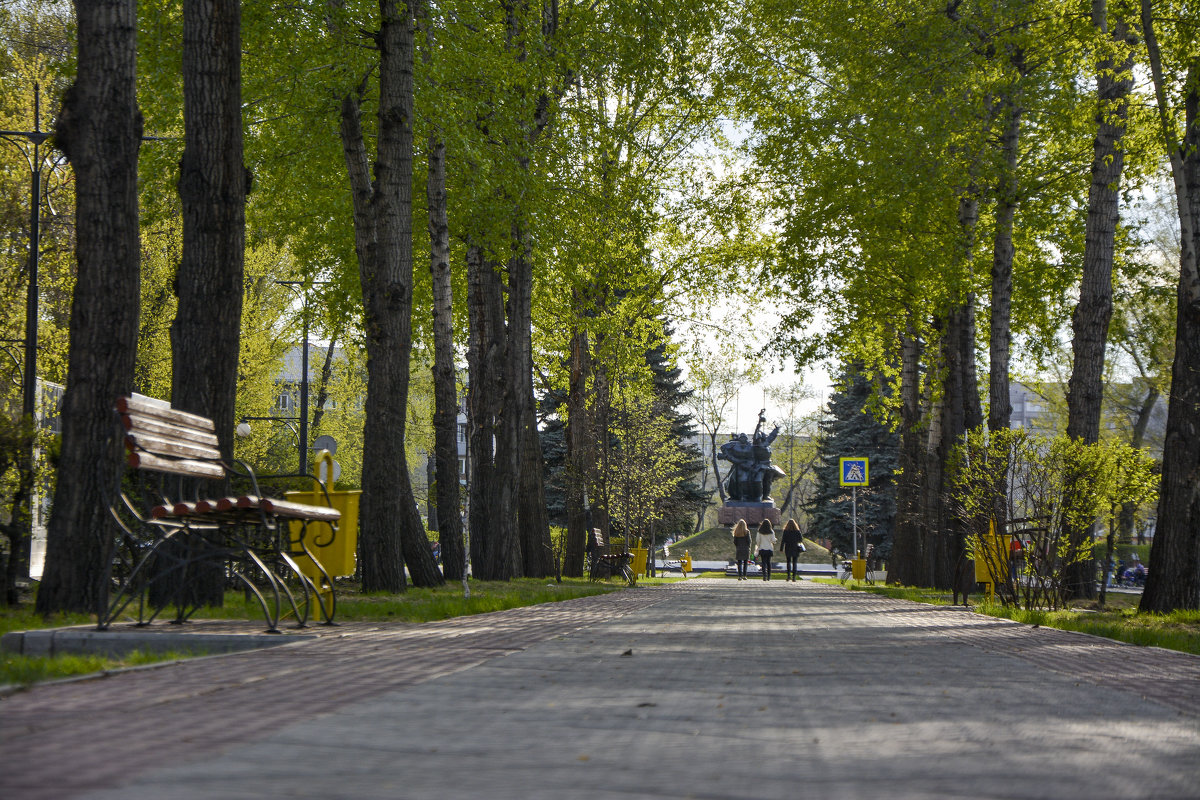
[809, 365, 899, 560]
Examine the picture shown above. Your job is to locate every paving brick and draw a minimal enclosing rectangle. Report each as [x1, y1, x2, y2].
[2, 580, 1197, 800]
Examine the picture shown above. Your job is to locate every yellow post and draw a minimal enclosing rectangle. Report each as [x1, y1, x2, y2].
[682, 550, 692, 577]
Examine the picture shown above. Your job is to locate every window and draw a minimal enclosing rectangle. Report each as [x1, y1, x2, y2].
[277, 393, 290, 411]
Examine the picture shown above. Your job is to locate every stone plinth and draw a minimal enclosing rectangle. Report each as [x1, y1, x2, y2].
[717, 502, 782, 527]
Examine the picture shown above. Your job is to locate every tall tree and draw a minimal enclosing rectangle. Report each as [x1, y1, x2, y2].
[340, 0, 443, 592]
[1062, 1, 1138, 599]
[1139, 0, 1200, 612]
[36, 0, 142, 614]
[417, 0, 465, 581]
[170, 0, 245, 461]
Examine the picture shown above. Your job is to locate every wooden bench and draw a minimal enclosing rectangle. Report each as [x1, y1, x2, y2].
[102, 395, 341, 633]
[587, 527, 632, 585]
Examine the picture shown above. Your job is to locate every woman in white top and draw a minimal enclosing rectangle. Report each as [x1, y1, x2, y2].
[755, 519, 777, 581]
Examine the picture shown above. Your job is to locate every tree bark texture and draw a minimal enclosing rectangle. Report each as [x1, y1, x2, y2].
[989, 98, 1021, 530]
[172, 0, 245, 462]
[1064, 16, 1134, 600]
[467, 246, 521, 580]
[888, 329, 925, 586]
[338, 2, 443, 591]
[508, 229, 555, 578]
[426, 132, 465, 580]
[1140, 27, 1200, 610]
[563, 320, 592, 577]
[36, 0, 142, 615]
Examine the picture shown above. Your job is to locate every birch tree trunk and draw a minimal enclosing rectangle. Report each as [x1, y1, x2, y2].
[36, 0, 142, 614]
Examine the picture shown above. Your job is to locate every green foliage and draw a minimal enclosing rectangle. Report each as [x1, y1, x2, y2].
[809, 364, 899, 557]
[950, 427, 1157, 610]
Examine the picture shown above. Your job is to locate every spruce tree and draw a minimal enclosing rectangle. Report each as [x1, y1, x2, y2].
[644, 328, 708, 538]
[809, 364, 900, 560]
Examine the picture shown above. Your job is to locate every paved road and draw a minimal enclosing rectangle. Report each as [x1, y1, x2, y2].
[3, 579, 1198, 799]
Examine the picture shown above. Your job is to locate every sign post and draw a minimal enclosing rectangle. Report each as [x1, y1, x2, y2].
[839, 457, 869, 563]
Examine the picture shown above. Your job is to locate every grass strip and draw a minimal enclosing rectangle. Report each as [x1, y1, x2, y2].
[2, 649, 205, 689]
[819, 578, 1200, 655]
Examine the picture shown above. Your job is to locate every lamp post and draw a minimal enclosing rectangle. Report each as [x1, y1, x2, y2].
[273, 280, 328, 473]
[1, 83, 54, 439]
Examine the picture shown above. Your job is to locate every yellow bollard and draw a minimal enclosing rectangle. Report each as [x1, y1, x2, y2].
[682, 550, 692, 578]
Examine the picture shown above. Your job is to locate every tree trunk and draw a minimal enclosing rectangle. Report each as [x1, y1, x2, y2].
[172, 0, 245, 461]
[1140, 11, 1200, 610]
[162, 0, 248, 608]
[509, 229, 554, 578]
[310, 328, 339, 432]
[426, 132, 464, 580]
[888, 328, 924, 586]
[36, 0, 142, 615]
[562, 320, 591, 577]
[338, 0, 442, 591]
[989, 97, 1020, 529]
[1119, 384, 1158, 542]
[1064, 14, 1134, 600]
[467, 246, 520, 580]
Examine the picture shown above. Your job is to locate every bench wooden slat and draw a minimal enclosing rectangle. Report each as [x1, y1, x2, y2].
[121, 413, 220, 448]
[261, 497, 340, 522]
[117, 396, 216, 433]
[128, 450, 226, 480]
[233, 494, 339, 523]
[125, 431, 222, 462]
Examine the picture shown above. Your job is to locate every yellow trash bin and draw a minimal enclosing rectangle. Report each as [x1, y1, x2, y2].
[630, 547, 648, 578]
[973, 521, 1010, 584]
[851, 558, 866, 581]
[285, 451, 361, 583]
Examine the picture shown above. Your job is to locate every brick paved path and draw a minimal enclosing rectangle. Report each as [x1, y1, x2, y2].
[3, 579, 1198, 799]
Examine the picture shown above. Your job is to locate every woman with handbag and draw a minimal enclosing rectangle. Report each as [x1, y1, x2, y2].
[755, 519, 777, 581]
[780, 518, 806, 581]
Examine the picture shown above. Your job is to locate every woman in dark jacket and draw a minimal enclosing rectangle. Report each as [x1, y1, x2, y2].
[780, 518, 806, 581]
[732, 519, 751, 580]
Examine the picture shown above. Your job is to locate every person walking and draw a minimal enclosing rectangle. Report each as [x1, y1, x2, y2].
[755, 519, 777, 581]
[732, 519, 751, 580]
[780, 518, 805, 581]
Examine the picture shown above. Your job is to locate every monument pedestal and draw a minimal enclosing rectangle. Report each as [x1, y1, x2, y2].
[717, 501, 782, 527]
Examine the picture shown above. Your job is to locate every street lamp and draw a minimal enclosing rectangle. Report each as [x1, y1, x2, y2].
[1, 83, 55, 438]
[275, 280, 328, 476]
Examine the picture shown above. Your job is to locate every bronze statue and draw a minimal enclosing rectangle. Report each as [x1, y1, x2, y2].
[718, 409, 786, 502]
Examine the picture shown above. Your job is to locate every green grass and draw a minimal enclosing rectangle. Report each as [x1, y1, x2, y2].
[978, 604, 1200, 655]
[2, 649, 205, 688]
[0, 607, 94, 637]
[821, 579, 1200, 655]
[195, 577, 627, 624]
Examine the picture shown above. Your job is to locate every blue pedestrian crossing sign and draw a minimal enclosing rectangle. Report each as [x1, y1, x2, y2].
[839, 457, 869, 487]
